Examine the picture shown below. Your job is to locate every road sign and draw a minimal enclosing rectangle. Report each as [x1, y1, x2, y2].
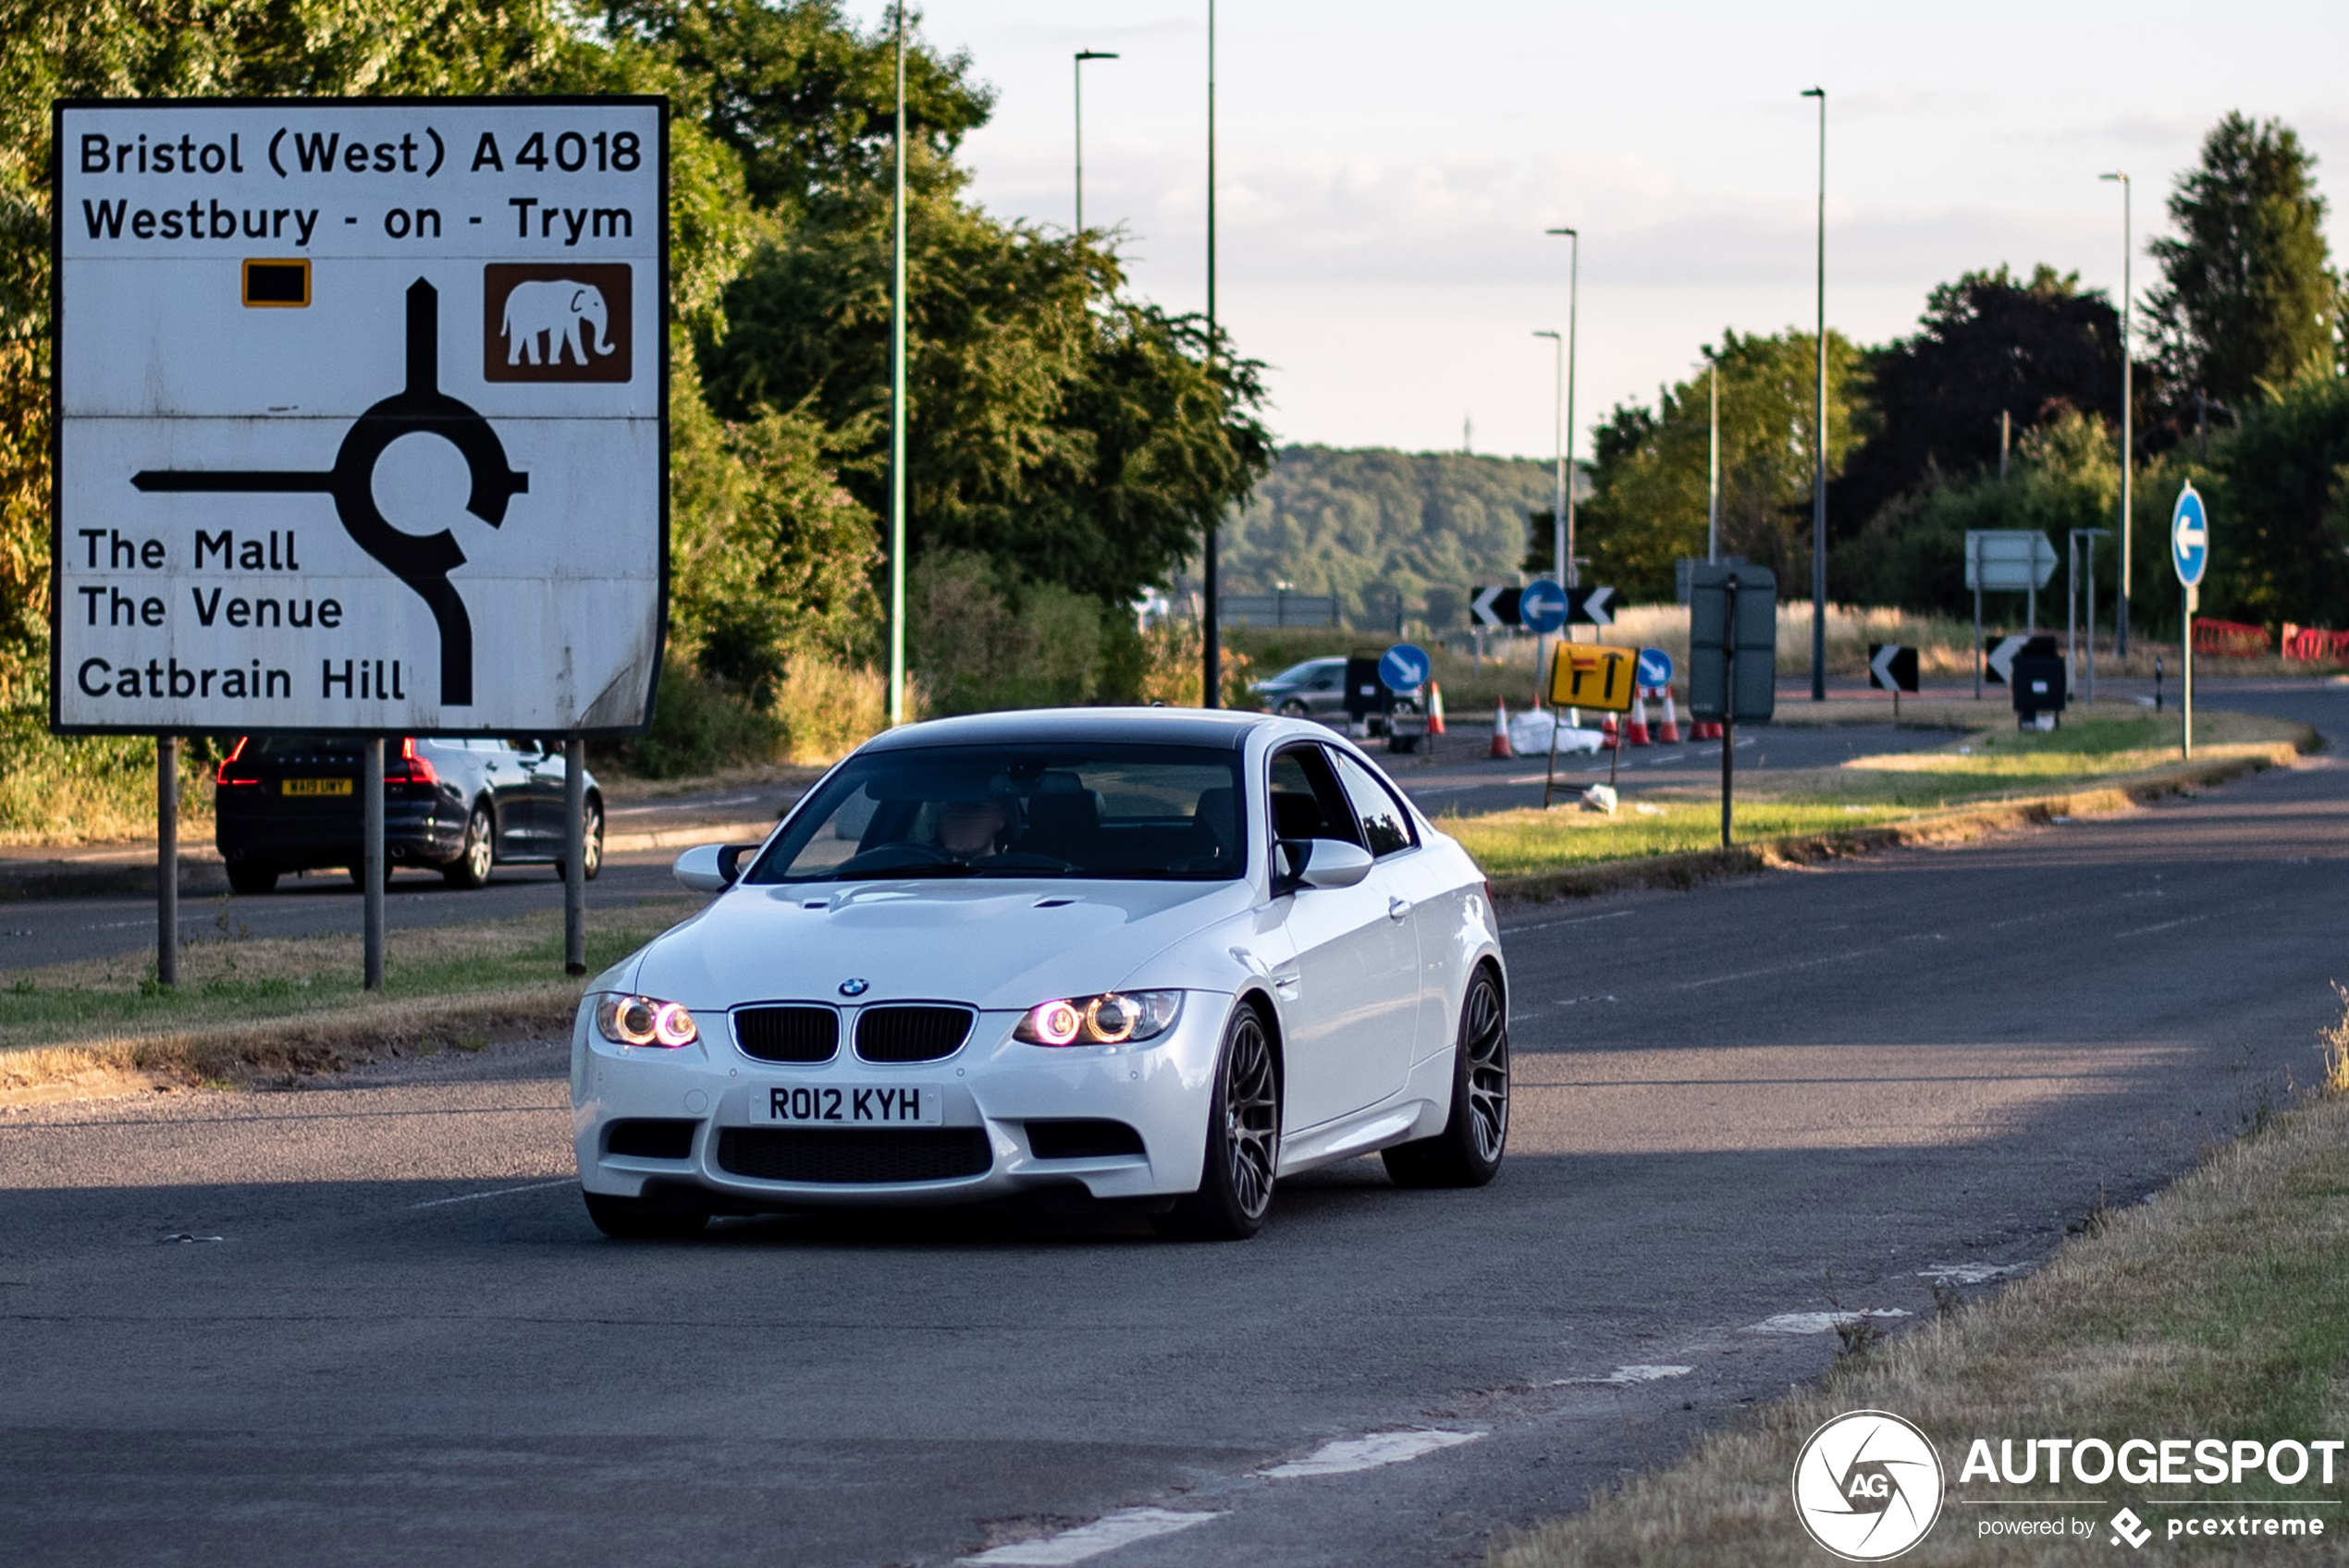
[1868, 643, 1919, 694]
[1983, 634, 2027, 685]
[1636, 647, 1674, 690]
[2171, 482, 2208, 588]
[1568, 584, 1615, 626]
[1963, 532, 2059, 592]
[1519, 577, 1568, 633]
[52, 99, 669, 735]
[1378, 642, 1431, 693]
[1548, 644, 1637, 713]
[1470, 584, 1519, 629]
[1686, 563, 1777, 724]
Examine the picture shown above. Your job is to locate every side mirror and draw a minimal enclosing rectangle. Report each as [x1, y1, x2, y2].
[673, 842, 759, 893]
[1274, 838, 1374, 894]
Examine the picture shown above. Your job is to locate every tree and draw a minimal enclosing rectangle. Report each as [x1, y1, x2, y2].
[2146, 113, 2338, 408]
[1829, 265, 2125, 538]
[1575, 327, 1866, 601]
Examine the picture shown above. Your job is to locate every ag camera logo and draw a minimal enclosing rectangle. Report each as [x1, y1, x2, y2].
[1793, 1410, 1944, 1561]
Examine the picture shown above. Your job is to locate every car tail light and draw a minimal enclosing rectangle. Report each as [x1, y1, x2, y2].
[386, 737, 438, 786]
[215, 736, 259, 787]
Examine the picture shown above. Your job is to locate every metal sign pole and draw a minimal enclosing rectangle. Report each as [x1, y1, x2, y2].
[363, 737, 385, 990]
[1720, 576, 1739, 850]
[1972, 534, 1984, 700]
[156, 734, 178, 987]
[564, 736, 588, 976]
[2183, 587, 2195, 759]
[2085, 536, 2097, 706]
[2067, 533, 2078, 683]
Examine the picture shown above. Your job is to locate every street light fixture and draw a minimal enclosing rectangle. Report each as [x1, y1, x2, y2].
[1074, 50, 1119, 237]
[2101, 170, 2133, 657]
[1543, 227, 1579, 597]
[888, 3, 909, 725]
[1801, 86, 1826, 702]
[1200, 1, 1221, 708]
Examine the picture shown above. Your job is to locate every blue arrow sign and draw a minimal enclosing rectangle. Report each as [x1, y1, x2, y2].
[1378, 642, 1432, 693]
[2171, 482, 2208, 589]
[1519, 577, 1568, 633]
[1636, 647, 1674, 689]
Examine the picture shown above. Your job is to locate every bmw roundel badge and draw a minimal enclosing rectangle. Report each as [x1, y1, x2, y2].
[839, 978, 869, 998]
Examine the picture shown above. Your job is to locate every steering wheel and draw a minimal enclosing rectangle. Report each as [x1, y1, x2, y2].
[974, 850, 1078, 872]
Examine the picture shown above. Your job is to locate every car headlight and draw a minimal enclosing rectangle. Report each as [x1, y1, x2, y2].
[595, 993, 700, 1048]
[1015, 990, 1184, 1047]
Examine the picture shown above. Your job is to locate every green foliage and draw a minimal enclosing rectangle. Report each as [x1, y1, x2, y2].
[1578, 327, 1868, 601]
[1213, 445, 1558, 626]
[1832, 265, 2124, 535]
[614, 666, 779, 779]
[2147, 113, 2340, 409]
[2191, 372, 2349, 627]
[908, 550, 1108, 716]
[1840, 409, 2118, 616]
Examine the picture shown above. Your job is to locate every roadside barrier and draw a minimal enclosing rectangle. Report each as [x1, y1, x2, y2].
[1655, 686, 1682, 742]
[1490, 699, 1515, 760]
[1599, 714, 1620, 751]
[2193, 618, 2270, 657]
[1624, 689, 1652, 746]
[2282, 623, 2349, 663]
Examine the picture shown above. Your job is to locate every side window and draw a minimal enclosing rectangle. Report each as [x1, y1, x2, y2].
[1267, 746, 1362, 847]
[1332, 751, 1418, 858]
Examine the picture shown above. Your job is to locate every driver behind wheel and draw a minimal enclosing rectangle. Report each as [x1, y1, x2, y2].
[931, 797, 1010, 863]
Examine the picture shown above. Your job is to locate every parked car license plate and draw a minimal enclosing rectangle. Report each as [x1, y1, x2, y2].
[756, 1084, 942, 1126]
[282, 778, 353, 796]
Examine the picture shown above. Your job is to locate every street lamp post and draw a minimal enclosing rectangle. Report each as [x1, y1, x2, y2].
[1543, 227, 1579, 596]
[1802, 86, 1826, 702]
[1707, 353, 1721, 562]
[1534, 328, 1563, 690]
[888, 3, 909, 725]
[1074, 50, 1118, 236]
[1200, 0, 1221, 708]
[2101, 170, 2133, 657]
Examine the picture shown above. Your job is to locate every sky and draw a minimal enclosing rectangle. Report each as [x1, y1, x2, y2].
[844, 1, 2349, 463]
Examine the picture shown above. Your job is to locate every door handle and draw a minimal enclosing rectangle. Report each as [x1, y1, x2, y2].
[1387, 897, 1412, 921]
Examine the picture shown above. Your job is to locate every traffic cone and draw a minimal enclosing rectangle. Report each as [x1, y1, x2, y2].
[1600, 714, 1619, 750]
[1427, 681, 1446, 736]
[1696, 717, 1722, 741]
[1656, 686, 1682, 742]
[1489, 699, 1515, 760]
[1625, 690, 1652, 746]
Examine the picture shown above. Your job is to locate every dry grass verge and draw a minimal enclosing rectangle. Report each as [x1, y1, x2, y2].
[0, 894, 703, 1097]
[1490, 1009, 2349, 1568]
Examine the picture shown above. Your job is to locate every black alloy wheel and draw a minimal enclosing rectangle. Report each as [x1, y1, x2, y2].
[1383, 965, 1509, 1188]
[556, 798, 604, 883]
[444, 802, 494, 888]
[1155, 1003, 1281, 1241]
[1278, 698, 1310, 717]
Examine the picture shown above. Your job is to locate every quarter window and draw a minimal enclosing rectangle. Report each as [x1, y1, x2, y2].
[1332, 752, 1417, 857]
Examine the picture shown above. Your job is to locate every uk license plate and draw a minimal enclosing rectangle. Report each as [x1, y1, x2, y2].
[758, 1084, 942, 1126]
[282, 778, 353, 796]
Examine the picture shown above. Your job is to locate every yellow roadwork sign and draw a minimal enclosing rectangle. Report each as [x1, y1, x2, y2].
[1549, 644, 1637, 712]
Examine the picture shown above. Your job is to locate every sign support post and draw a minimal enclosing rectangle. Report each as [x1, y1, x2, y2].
[362, 738, 385, 991]
[1721, 577, 1737, 850]
[155, 735, 177, 987]
[565, 737, 588, 975]
[1972, 534, 1983, 701]
[2183, 586, 2195, 760]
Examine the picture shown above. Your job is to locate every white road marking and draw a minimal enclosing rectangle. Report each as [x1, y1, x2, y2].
[2113, 913, 2211, 940]
[1919, 1263, 2030, 1285]
[608, 792, 761, 817]
[1504, 909, 1633, 937]
[1744, 1309, 1912, 1335]
[1550, 1364, 1694, 1386]
[959, 1508, 1224, 1565]
[410, 1178, 575, 1209]
[1256, 1428, 1483, 1478]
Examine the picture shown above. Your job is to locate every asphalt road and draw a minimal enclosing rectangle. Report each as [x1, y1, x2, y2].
[0, 717, 1946, 973]
[5, 680, 2346, 1566]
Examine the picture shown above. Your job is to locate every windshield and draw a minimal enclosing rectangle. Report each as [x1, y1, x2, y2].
[746, 742, 1246, 884]
[1266, 658, 1338, 686]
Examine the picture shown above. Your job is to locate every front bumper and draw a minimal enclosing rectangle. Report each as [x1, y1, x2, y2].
[571, 992, 1234, 1208]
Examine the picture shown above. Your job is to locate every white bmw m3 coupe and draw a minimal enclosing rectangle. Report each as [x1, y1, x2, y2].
[571, 708, 1509, 1240]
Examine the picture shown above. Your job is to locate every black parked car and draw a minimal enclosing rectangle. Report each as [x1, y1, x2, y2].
[215, 735, 604, 895]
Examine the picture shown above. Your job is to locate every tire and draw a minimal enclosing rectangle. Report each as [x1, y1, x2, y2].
[1383, 964, 1509, 1189]
[442, 802, 494, 889]
[1153, 1002, 1281, 1241]
[225, 861, 278, 896]
[583, 1190, 708, 1240]
[1278, 699, 1310, 717]
[555, 797, 605, 883]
